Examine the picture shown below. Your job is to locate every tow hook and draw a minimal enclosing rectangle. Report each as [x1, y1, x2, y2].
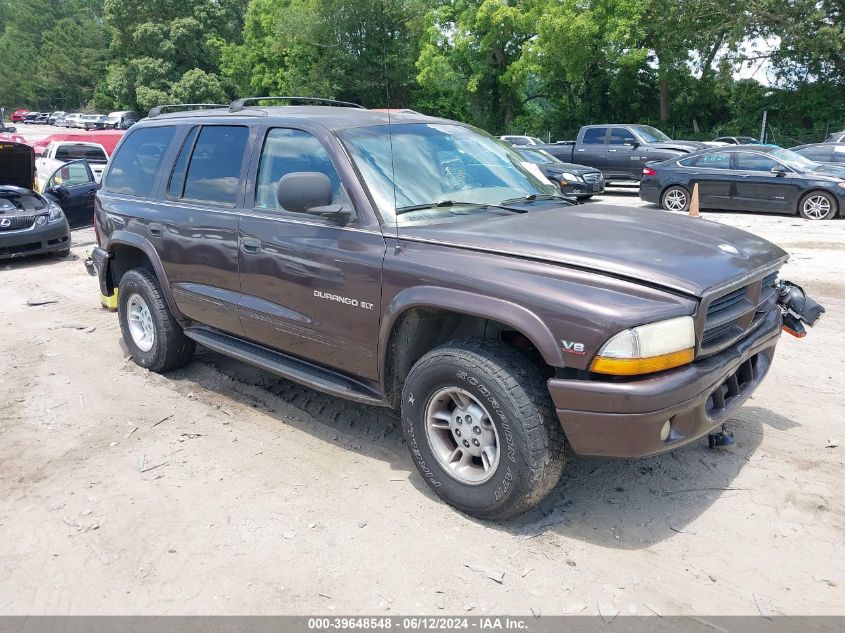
[708, 423, 735, 449]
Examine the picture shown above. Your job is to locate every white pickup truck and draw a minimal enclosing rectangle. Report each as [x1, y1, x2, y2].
[35, 141, 108, 191]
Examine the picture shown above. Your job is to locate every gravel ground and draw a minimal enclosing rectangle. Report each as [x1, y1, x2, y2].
[0, 186, 843, 616]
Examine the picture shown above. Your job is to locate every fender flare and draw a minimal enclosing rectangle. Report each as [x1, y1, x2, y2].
[378, 286, 565, 381]
[105, 230, 186, 323]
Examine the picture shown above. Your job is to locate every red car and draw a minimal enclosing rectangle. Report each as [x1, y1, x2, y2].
[10, 109, 29, 123]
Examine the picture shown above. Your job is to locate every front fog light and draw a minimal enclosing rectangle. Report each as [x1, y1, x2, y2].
[591, 316, 695, 375]
[660, 420, 671, 442]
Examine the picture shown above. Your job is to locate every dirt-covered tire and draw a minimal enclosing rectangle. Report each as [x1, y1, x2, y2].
[118, 268, 195, 373]
[401, 339, 565, 520]
[54, 248, 71, 257]
[661, 185, 690, 213]
[798, 190, 838, 220]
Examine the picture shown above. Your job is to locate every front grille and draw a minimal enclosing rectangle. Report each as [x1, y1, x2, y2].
[700, 270, 779, 353]
[0, 215, 37, 231]
[583, 172, 602, 184]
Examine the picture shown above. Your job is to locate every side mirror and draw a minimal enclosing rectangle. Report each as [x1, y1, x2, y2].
[624, 140, 640, 147]
[770, 165, 787, 176]
[53, 185, 70, 199]
[276, 172, 350, 221]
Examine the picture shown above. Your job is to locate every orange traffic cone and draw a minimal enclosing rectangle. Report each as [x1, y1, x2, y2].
[689, 183, 701, 218]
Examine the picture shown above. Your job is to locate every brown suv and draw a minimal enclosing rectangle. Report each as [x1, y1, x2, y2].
[88, 99, 789, 519]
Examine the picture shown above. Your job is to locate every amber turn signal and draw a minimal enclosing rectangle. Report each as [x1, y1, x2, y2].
[590, 348, 695, 376]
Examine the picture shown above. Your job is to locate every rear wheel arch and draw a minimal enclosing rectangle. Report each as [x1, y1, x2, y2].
[380, 288, 563, 408]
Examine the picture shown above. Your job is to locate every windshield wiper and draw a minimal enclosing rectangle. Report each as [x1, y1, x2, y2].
[501, 193, 570, 205]
[395, 200, 480, 215]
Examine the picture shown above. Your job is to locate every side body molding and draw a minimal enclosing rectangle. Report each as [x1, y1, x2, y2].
[379, 286, 565, 379]
[105, 229, 186, 324]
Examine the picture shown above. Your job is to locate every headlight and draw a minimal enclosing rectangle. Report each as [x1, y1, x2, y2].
[47, 202, 65, 224]
[560, 172, 580, 182]
[837, 182, 845, 189]
[590, 316, 695, 375]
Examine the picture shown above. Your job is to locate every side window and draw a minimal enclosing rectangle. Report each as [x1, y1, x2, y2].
[697, 152, 732, 169]
[104, 126, 176, 197]
[182, 125, 249, 205]
[735, 153, 780, 172]
[609, 128, 637, 145]
[167, 127, 199, 198]
[581, 128, 607, 145]
[796, 145, 832, 162]
[255, 128, 351, 213]
[677, 156, 699, 167]
[48, 162, 92, 189]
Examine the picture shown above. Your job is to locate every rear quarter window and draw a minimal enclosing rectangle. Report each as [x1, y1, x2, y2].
[103, 126, 176, 197]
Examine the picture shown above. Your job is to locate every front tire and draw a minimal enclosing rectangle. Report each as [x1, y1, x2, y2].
[798, 191, 838, 220]
[661, 185, 690, 212]
[401, 339, 565, 520]
[118, 268, 195, 372]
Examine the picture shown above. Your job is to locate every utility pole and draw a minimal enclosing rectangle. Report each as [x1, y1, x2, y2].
[759, 111, 768, 143]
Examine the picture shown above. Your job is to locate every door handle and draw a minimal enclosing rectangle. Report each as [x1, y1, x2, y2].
[241, 237, 261, 254]
[607, 149, 617, 152]
[738, 174, 750, 178]
[148, 222, 163, 237]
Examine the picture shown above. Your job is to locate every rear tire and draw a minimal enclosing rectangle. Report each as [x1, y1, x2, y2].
[118, 268, 195, 372]
[798, 191, 838, 220]
[661, 185, 690, 212]
[401, 339, 565, 520]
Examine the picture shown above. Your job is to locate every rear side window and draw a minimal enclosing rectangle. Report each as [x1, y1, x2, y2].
[104, 126, 176, 197]
[181, 125, 249, 205]
[697, 152, 732, 169]
[581, 128, 607, 145]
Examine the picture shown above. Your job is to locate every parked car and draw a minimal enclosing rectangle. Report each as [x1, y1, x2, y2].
[713, 136, 759, 145]
[33, 112, 49, 124]
[531, 124, 708, 181]
[640, 145, 845, 220]
[0, 141, 82, 258]
[80, 114, 106, 130]
[500, 135, 545, 147]
[825, 131, 845, 143]
[36, 141, 109, 188]
[23, 112, 41, 124]
[515, 147, 605, 199]
[48, 111, 66, 125]
[10, 109, 29, 123]
[102, 110, 140, 129]
[790, 142, 845, 166]
[87, 102, 798, 519]
[62, 113, 82, 128]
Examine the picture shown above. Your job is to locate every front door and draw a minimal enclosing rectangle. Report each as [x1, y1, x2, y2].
[606, 127, 645, 179]
[43, 159, 97, 227]
[732, 152, 795, 213]
[237, 127, 386, 382]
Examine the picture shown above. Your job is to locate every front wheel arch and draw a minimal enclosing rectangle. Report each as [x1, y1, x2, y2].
[798, 189, 839, 220]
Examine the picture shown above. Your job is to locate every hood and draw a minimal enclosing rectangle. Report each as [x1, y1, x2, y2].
[0, 141, 35, 189]
[401, 204, 787, 297]
[649, 140, 709, 153]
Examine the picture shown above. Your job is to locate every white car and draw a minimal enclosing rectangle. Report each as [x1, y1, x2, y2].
[500, 135, 546, 146]
[62, 113, 83, 128]
[35, 141, 109, 190]
[77, 114, 104, 129]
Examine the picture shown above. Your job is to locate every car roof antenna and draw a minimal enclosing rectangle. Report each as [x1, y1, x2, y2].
[380, 5, 399, 253]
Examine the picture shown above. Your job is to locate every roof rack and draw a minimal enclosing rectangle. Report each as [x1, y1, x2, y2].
[229, 96, 365, 112]
[148, 103, 227, 118]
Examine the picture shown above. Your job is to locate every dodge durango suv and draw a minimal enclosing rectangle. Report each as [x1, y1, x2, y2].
[88, 99, 791, 519]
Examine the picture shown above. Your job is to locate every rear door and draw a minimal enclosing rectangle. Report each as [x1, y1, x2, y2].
[732, 152, 796, 212]
[43, 159, 97, 227]
[237, 126, 386, 381]
[573, 127, 607, 171]
[686, 151, 736, 209]
[150, 124, 253, 335]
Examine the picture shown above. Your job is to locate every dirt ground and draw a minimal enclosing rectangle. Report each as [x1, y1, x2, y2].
[1, 191, 843, 616]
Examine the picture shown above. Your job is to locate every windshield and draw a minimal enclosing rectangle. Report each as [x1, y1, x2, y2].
[338, 123, 557, 225]
[632, 125, 671, 143]
[770, 148, 819, 172]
